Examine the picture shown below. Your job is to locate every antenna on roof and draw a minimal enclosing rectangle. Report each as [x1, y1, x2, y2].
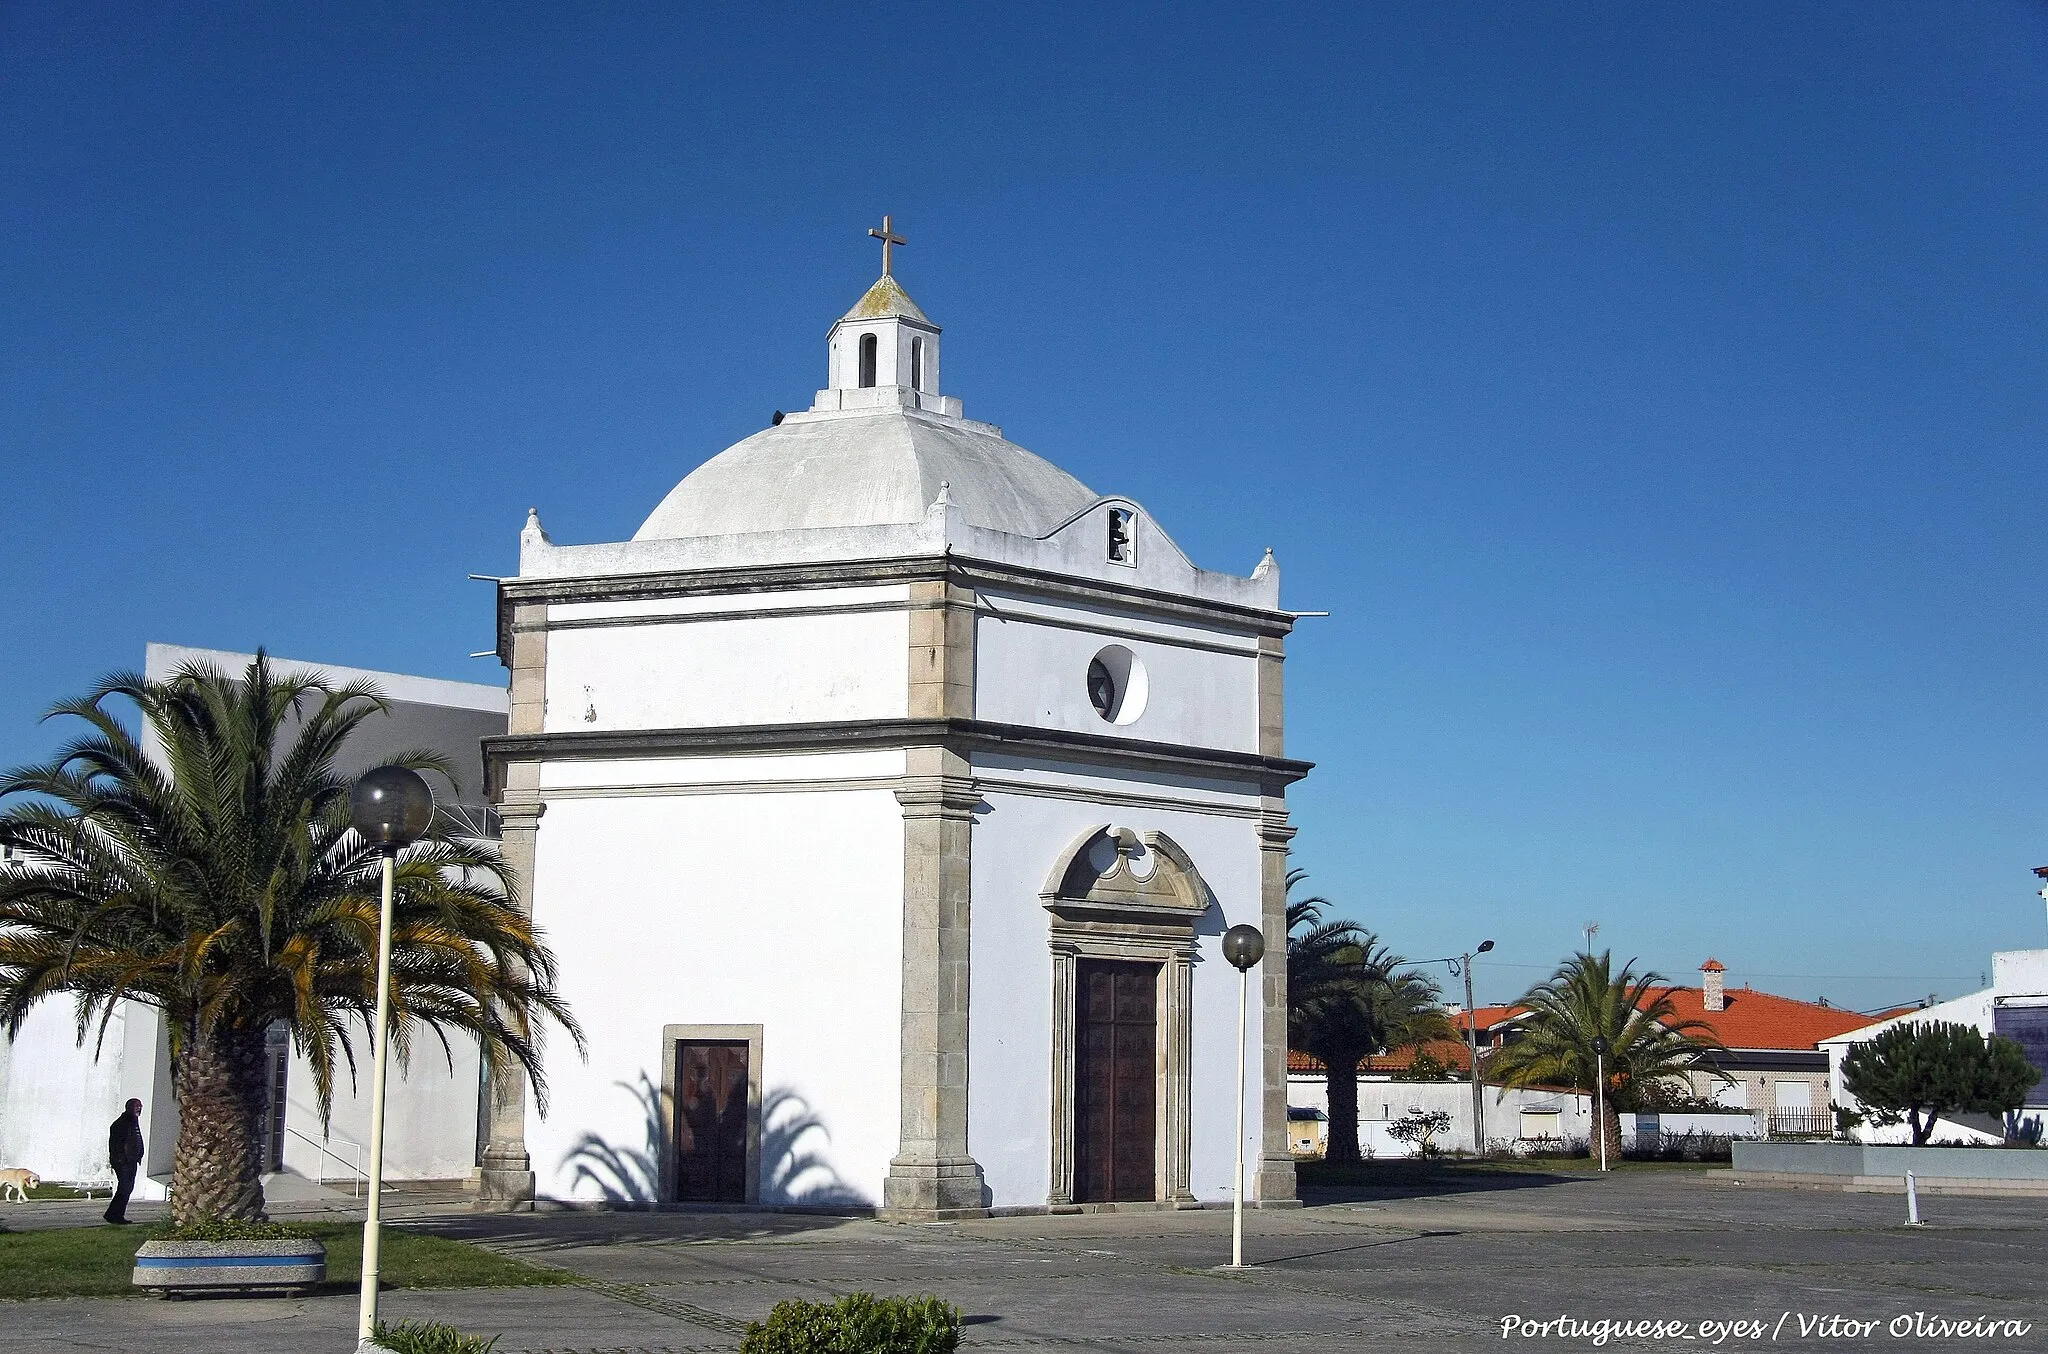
[1582, 921, 1599, 952]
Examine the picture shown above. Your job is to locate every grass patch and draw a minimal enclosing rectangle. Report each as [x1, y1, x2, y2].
[0, 1221, 579, 1301]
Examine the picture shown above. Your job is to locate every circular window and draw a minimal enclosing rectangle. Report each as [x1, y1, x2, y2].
[1085, 645, 1148, 725]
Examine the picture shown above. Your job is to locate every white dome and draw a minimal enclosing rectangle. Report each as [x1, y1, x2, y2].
[634, 408, 1098, 541]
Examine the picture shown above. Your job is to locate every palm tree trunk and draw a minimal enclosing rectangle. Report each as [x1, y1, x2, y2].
[1324, 1059, 1364, 1164]
[1602, 1101, 1623, 1165]
[169, 1024, 271, 1225]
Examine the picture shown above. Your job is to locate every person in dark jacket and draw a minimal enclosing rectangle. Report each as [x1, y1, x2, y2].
[105, 1099, 144, 1224]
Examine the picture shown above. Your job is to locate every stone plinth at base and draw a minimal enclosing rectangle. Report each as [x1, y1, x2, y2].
[476, 1164, 537, 1212]
[881, 1156, 988, 1221]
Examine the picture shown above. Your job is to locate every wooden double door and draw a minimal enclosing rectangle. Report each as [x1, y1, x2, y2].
[674, 1040, 750, 1203]
[1073, 960, 1159, 1203]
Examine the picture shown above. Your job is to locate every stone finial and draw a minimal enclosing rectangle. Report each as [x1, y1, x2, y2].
[1251, 547, 1276, 580]
[521, 507, 552, 546]
[926, 480, 953, 515]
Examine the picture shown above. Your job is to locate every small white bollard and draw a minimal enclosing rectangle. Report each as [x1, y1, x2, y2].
[1905, 1171, 1922, 1226]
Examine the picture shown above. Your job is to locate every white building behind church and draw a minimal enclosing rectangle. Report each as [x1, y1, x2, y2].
[0, 644, 503, 1197]
[481, 250, 1312, 1217]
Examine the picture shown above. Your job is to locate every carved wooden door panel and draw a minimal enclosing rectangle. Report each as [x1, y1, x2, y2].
[1074, 959, 1158, 1202]
[674, 1040, 749, 1203]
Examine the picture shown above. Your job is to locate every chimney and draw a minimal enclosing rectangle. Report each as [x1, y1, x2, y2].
[1701, 958, 1726, 1013]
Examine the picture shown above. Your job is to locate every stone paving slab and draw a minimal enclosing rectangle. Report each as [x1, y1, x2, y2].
[4, 1170, 2047, 1351]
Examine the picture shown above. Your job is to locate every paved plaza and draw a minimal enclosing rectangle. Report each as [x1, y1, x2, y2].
[3, 1168, 2044, 1352]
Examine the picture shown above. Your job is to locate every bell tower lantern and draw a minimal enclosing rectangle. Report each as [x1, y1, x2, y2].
[814, 215, 962, 418]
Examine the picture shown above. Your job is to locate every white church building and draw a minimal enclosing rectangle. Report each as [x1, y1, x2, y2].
[479, 238, 1313, 1217]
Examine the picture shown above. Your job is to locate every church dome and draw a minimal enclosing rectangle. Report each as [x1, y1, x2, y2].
[633, 408, 1098, 541]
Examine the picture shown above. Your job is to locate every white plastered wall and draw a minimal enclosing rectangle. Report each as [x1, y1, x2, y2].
[0, 1001, 140, 1190]
[544, 590, 911, 732]
[524, 752, 906, 1207]
[967, 771, 1265, 1209]
[972, 595, 1260, 752]
[280, 1032, 483, 1186]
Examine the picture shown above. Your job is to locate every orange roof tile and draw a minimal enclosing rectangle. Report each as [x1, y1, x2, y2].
[1450, 1005, 1524, 1033]
[1647, 985, 1872, 1051]
[1290, 1038, 1474, 1076]
[1700, 958, 1726, 972]
[1292, 976, 1871, 1072]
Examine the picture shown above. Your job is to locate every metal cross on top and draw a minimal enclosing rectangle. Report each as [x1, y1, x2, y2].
[869, 214, 906, 275]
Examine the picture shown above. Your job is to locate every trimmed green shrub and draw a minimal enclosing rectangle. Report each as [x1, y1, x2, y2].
[372, 1318, 501, 1354]
[1844, 1022, 2040, 1145]
[156, 1216, 312, 1242]
[740, 1291, 960, 1354]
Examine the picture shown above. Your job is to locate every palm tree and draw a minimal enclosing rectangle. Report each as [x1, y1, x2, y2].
[1288, 889, 1450, 1163]
[1285, 870, 1365, 1021]
[0, 653, 581, 1225]
[1488, 950, 1726, 1163]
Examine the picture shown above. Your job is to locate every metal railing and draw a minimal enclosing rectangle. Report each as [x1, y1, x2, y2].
[284, 1125, 366, 1197]
[1766, 1109, 1837, 1139]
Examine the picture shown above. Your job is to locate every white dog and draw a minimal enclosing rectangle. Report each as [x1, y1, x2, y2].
[0, 1168, 40, 1202]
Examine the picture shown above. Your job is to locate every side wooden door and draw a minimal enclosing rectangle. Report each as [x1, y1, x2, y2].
[674, 1040, 750, 1203]
[1073, 959, 1159, 1202]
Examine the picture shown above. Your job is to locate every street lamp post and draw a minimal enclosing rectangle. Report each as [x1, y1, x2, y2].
[348, 766, 435, 1354]
[1593, 1034, 1611, 1173]
[1219, 923, 1265, 1271]
[1398, 940, 1495, 1155]
[1458, 941, 1494, 1154]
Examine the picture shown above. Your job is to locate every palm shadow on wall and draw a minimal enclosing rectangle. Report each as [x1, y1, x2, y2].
[563, 1074, 870, 1208]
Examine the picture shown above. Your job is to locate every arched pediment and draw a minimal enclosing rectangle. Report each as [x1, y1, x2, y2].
[1041, 825, 1212, 924]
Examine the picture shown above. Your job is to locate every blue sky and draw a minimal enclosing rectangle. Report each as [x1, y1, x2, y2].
[4, 3, 2044, 1011]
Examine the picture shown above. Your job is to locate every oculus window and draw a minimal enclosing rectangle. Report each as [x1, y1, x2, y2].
[1085, 645, 1148, 725]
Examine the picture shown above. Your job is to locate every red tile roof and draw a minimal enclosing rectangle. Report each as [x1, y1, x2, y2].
[1290, 973, 1873, 1071]
[1700, 958, 1726, 972]
[1646, 985, 1872, 1051]
[1290, 1038, 1474, 1076]
[1450, 1005, 1523, 1034]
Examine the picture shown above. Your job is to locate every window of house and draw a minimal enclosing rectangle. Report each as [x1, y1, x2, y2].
[859, 334, 877, 388]
[910, 336, 924, 391]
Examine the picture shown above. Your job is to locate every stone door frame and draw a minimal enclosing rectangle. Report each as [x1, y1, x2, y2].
[659, 1023, 765, 1206]
[1042, 826, 1208, 1209]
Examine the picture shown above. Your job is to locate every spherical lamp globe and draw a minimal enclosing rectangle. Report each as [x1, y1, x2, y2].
[349, 766, 435, 854]
[1220, 924, 1265, 972]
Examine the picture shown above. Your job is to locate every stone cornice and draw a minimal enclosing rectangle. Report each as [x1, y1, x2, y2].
[491, 551, 1296, 662]
[482, 717, 1313, 798]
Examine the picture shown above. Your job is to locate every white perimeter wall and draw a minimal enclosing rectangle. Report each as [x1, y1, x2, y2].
[0, 995, 471, 1191]
[1287, 1075, 1596, 1157]
[544, 588, 910, 732]
[526, 752, 906, 1207]
[280, 1032, 482, 1185]
[968, 768, 1266, 1208]
[0, 999, 167, 1192]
